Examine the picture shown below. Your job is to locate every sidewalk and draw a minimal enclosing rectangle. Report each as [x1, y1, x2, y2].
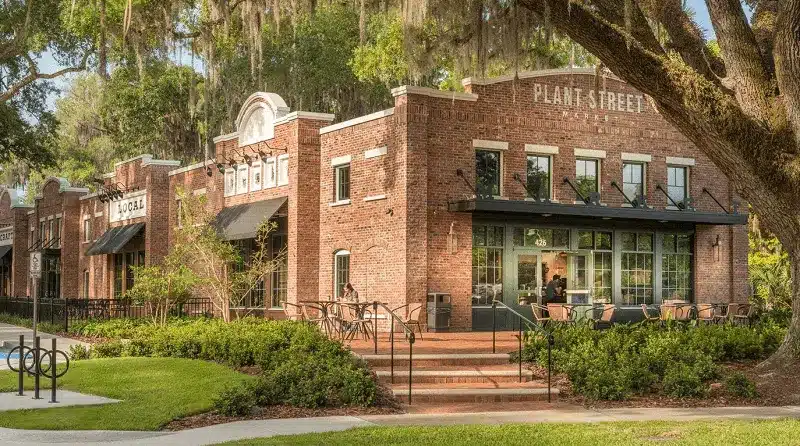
[0, 323, 88, 370]
[0, 406, 799, 445]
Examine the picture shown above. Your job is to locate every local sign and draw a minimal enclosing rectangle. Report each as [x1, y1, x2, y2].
[29, 251, 41, 279]
[0, 227, 12, 246]
[110, 190, 147, 223]
[532, 82, 647, 114]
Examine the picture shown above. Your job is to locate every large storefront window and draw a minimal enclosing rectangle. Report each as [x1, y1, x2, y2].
[578, 231, 613, 302]
[114, 251, 145, 299]
[271, 234, 287, 307]
[621, 232, 654, 305]
[472, 225, 504, 306]
[663, 233, 693, 301]
[526, 155, 550, 200]
[475, 150, 501, 197]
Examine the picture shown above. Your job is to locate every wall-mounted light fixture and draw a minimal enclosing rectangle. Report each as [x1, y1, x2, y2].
[712, 234, 721, 261]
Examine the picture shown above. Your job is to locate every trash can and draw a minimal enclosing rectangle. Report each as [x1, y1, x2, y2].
[426, 292, 451, 332]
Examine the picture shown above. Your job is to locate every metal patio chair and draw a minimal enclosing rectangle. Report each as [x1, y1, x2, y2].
[584, 304, 616, 329]
[281, 300, 306, 322]
[695, 303, 718, 325]
[392, 303, 425, 340]
[531, 303, 551, 326]
[547, 304, 575, 324]
[641, 304, 660, 324]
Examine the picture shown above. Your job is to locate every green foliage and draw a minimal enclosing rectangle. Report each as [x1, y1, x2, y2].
[724, 372, 758, 398]
[213, 383, 257, 416]
[67, 344, 90, 361]
[749, 232, 792, 310]
[124, 259, 198, 326]
[523, 321, 784, 401]
[0, 312, 63, 335]
[662, 363, 706, 398]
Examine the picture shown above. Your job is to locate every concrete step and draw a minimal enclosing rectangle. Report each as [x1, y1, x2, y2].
[391, 387, 558, 403]
[361, 353, 511, 368]
[377, 369, 533, 384]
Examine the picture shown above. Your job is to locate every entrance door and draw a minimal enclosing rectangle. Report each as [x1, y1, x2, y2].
[565, 252, 591, 305]
[514, 252, 539, 305]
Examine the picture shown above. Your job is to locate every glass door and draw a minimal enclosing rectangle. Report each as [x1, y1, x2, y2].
[566, 252, 591, 305]
[514, 252, 539, 306]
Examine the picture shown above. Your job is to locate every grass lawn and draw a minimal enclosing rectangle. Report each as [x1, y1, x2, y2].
[224, 420, 800, 445]
[0, 357, 251, 431]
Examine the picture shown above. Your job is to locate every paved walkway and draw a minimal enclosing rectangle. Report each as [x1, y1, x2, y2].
[0, 323, 88, 370]
[0, 406, 798, 445]
[0, 391, 119, 412]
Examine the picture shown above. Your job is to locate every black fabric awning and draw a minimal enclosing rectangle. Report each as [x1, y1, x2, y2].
[0, 246, 11, 260]
[214, 197, 287, 240]
[85, 223, 145, 256]
[448, 199, 748, 226]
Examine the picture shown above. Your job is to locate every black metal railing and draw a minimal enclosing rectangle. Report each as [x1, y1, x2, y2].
[372, 301, 416, 405]
[492, 300, 555, 403]
[0, 296, 215, 332]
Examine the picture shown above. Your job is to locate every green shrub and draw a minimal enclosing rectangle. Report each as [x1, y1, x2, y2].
[213, 383, 257, 416]
[68, 344, 90, 361]
[663, 363, 706, 398]
[724, 372, 757, 398]
[91, 340, 125, 358]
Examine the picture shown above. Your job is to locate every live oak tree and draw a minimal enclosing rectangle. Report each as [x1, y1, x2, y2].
[480, 0, 800, 376]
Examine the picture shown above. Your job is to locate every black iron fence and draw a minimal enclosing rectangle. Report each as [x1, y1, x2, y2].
[0, 296, 215, 332]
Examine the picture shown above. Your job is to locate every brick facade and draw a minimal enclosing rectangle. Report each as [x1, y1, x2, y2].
[1, 69, 749, 332]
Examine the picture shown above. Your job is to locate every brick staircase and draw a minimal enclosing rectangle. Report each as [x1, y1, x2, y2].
[360, 350, 558, 405]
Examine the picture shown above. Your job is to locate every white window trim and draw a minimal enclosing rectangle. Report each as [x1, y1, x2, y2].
[574, 148, 607, 159]
[364, 194, 386, 202]
[524, 144, 559, 155]
[277, 154, 289, 186]
[524, 153, 554, 201]
[665, 156, 695, 167]
[472, 139, 509, 151]
[621, 153, 652, 163]
[331, 154, 352, 167]
[621, 160, 648, 204]
[82, 216, 91, 243]
[263, 158, 277, 189]
[364, 146, 387, 159]
[236, 165, 250, 195]
[666, 165, 690, 209]
[329, 199, 351, 207]
[224, 168, 236, 197]
[574, 157, 602, 204]
[250, 160, 263, 192]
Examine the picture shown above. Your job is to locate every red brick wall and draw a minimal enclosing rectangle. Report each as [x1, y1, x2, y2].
[0, 189, 31, 296]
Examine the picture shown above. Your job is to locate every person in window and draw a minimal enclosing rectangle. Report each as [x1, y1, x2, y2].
[544, 275, 563, 304]
[342, 282, 360, 302]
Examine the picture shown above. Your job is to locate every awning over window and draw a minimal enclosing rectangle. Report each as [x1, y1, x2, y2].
[0, 246, 11, 260]
[85, 223, 145, 256]
[214, 197, 287, 241]
[448, 199, 748, 226]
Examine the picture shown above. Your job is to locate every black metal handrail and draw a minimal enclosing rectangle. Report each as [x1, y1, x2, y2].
[371, 301, 416, 405]
[491, 299, 554, 403]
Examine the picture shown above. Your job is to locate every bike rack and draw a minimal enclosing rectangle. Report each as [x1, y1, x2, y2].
[6, 335, 70, 403]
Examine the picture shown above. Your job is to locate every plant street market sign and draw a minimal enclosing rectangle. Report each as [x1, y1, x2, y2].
[533, 83, 646, 114]
[110, 190, 147, 223]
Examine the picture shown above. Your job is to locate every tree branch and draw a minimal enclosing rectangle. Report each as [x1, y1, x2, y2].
[0, 50, 91, 103]
[706, 0, 774, 120]
[591, 0, 665, 56]
[522, 0, 800, 242]
[0, 0, 34, 61]
[774, 0, 800, 144]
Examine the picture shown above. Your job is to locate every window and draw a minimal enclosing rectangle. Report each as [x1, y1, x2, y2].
[250, 161, 262, 191]
[667, 166, 688, 207]
[113, 253, 124, 298]
[334, 250, 350, 299]
[334, 164, 351, 202]
[526, 155, 551, 200]
[83, 218, 91, 242]
[622, 162, 644, 202]
[236, 165, 249, 194]
[277, 154, 289, 186]
[472, 225, 504, 306]
[575, 159, 599, 200]
[270, 234, 287, 307]
[621, 232, 654, 305]
[224, 168, 236, 196]
[662, 233, 693, 302]
[512, 227, 569, 249]
[83, 270, 90, 299]
[577, 231, 612, 302]
[475, 150, 501, 197]
[39, 221, 46, 244]
[53, 217, 61, 248]
[114, 251, 144, 299]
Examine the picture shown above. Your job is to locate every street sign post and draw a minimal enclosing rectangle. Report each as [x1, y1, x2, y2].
[29, 251, 42, 339]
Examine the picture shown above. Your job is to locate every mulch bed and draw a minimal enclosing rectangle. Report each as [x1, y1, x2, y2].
[528, 360, 800, 409]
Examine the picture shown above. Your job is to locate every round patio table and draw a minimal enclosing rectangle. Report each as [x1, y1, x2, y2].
[298, 300, 339, 336]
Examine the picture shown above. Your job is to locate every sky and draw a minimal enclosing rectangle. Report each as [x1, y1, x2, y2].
[34, 1, 752, 112]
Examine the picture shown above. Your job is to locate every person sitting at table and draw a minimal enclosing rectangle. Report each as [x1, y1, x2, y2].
[544, 275, 564, 304]
[342, 282, 360, 302]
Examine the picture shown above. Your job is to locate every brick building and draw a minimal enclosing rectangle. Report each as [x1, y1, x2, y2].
[4, 68, 748, 331]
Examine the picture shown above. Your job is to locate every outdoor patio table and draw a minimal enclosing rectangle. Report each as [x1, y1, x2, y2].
[298, 300, 339, 336]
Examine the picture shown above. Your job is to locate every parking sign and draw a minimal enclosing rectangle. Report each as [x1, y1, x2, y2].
[30, 251, 42, 279]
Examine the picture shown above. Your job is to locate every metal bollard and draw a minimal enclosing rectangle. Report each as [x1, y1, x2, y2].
[17, 335, 24, 396]
[49, 338, 57, 403]
[33, 336, 40, 399]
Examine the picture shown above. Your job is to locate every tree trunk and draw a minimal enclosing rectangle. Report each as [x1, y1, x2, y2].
[98, 0, 108, 78]
[759, 246, 800, 369]
[359, 0, 366, 44]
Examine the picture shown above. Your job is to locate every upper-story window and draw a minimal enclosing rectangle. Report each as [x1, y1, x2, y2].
[334, 164, 350, 202]
[622, 162, 645, 202]
[526, 155, 551, 200]
[476, 150, 501, 197]
[83, 218, 91, 242]
[277, 154, 289, 186]
[53, 217, 61, 248]
[39, 221, 46, 243]
[575, 158, 599, 200]
[667, 165, 688, 207]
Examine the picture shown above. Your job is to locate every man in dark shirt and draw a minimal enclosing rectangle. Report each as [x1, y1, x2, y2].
[544, 274, 561, 304]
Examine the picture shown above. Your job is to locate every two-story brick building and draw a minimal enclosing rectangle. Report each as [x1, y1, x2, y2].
[5, 68, 748, 331]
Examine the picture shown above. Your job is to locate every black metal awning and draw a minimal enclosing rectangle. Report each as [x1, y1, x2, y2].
[214, 197, 287, 241]
[85, 223, 145, 256]
[0, 245, 11, 260]
[448, 199, 748, 226]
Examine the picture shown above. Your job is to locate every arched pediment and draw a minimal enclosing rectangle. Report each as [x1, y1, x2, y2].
[235, 92, 290, 147]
